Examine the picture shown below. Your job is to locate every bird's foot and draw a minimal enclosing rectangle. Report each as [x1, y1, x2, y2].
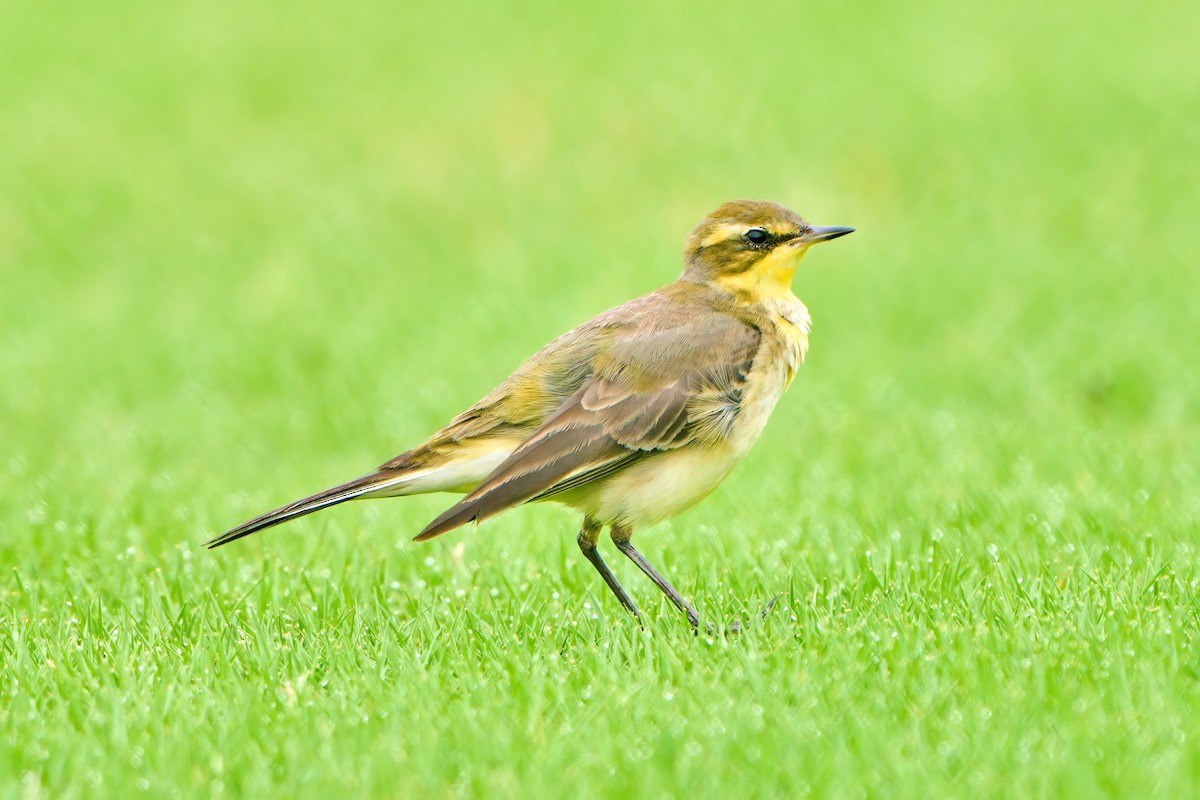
[760, 592, 784, 619]
[714, 593, 786, 636]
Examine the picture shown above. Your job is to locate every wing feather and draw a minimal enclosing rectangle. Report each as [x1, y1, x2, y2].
[415, 303, 761, 540]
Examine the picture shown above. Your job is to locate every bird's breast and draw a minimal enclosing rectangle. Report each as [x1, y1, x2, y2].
[774, 299, 811, 385]
[726, 298, 809, 453]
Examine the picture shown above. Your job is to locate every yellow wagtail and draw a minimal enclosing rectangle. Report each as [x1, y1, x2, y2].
[208, 200, 853, 627]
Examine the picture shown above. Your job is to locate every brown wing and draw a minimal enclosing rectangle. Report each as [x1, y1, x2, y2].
[415, 303, 760, 540]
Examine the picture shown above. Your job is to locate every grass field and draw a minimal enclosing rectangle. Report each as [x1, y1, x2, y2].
[3, 0, 1199, 796]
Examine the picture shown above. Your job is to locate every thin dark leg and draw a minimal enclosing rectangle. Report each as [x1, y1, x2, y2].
[576, 518, 641, 624]
[611, 527, 700, 629]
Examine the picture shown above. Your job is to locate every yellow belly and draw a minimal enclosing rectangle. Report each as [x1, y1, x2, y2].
[563, 445, 744, 527]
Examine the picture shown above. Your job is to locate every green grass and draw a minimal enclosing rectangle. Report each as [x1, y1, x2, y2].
[3, 0, 1199, 796]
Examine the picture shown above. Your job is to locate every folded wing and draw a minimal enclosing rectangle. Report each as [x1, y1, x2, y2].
[416, 306, 760, 540]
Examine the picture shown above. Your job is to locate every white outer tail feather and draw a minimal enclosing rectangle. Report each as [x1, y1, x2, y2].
[207, 445, 515, 548]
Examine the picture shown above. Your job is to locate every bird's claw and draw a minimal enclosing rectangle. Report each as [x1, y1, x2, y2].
[760, 592, 784, 619]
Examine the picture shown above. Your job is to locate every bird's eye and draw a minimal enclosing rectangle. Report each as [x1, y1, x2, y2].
[744, 228, 769, 246]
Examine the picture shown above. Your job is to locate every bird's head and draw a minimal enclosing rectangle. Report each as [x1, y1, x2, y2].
[681, 200, 853, 297]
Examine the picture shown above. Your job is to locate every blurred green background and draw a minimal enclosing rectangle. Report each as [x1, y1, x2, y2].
[2, 0, 1198, 797]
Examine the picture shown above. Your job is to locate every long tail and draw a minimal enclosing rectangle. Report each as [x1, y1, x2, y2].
[205, 471, 412, 549]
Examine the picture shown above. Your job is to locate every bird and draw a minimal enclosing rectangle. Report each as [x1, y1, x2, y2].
[207, 200, 853, 628]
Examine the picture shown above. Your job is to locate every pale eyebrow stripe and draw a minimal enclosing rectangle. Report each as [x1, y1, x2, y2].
[699, 222, 794, 249]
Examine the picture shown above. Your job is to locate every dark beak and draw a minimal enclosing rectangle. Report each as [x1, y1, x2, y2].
[802, 225, 855, 243]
